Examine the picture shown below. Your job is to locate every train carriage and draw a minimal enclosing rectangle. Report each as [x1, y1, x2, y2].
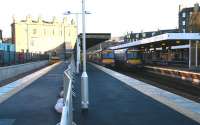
[88, 49, 115, 67]
[114, 48, 143, 68]
[101, 49, 115, 66]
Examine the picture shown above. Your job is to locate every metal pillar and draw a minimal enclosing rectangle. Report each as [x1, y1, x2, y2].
[189, 40, 191, 69]
[196, 41, 199, 67]
[76, 14, 80, 74]
[76, 38, 80, 73]
[81, 0, 89, 109]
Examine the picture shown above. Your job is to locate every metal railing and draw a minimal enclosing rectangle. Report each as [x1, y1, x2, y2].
[59, 57, 76, 125]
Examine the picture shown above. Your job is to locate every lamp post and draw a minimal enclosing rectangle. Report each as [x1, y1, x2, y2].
[81, 0, 89, 110]
[64, 2, 90, 109]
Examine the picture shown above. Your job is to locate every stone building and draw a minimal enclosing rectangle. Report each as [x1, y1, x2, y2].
[179, 3, 200, 33]
[11, 16, 77, 55]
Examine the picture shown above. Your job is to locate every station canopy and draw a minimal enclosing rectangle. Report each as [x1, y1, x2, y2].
[109, 33, 200, 50]
[79, 33, 111, 50]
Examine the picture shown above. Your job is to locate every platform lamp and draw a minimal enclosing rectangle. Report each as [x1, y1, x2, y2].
[81, 0, 89, 110]
[64, 1, 91, 109]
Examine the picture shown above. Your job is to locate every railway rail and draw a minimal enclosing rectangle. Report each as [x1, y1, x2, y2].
[109, 66, 200, 103]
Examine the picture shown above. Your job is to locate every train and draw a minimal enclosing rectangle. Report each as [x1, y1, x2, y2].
[88, 44, 191, 68]
[88, 48, 143, 68]
[114, 49, 143, 68]
[88, 49, 115, 67]
[49, 51, 60, 64]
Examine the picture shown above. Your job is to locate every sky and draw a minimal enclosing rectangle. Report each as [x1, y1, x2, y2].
[0, 0, 199, 38]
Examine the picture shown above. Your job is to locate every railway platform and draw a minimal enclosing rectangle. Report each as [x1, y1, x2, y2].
[145, 65, 200, 84]
[0, 62, 66, 125]
[1, 61, 200, 125]
[74, 63, 200, 125]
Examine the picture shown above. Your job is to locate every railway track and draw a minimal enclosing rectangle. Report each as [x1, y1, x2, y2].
[109, 66, 200, 103]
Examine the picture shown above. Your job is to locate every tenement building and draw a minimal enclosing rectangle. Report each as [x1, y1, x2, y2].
[179, 3, 200, 33]
[11, 16, 77, 54]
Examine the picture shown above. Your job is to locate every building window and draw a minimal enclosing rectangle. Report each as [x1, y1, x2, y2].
[44, 29, 46, 36]
[182, 29, 186, 33]
[182, 21, 185, 26]
[136, 34, 139, 38]
[31, 41, 34, 46]
[33, 29, 37, 34]
[142, 33, 146, 38]
[182, 12, 186, 18]
[152, 32, 155, 36]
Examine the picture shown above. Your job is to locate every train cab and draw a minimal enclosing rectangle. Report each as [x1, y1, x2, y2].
[114, 48, 143, 68]
[101, 49, 115, 67]
[126, 49, 143, 67]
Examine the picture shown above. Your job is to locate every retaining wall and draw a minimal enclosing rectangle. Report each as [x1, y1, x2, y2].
[0, 60, 49, 83]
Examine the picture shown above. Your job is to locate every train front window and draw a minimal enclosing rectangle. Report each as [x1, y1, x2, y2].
[127, 51, 140, 59]
[102, 52, 114, 59]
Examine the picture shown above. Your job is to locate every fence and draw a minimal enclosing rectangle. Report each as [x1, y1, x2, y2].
[59, 57, 76, 125]
[0, 51, 49, 66]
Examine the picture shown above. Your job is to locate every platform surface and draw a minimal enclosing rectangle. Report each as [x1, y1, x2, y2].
[74, 64, 200, 125]
[0, 62, 66, 125]
[145, 65, 200, 74]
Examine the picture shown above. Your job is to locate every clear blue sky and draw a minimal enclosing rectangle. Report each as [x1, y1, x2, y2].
[0, 0, 199, 37]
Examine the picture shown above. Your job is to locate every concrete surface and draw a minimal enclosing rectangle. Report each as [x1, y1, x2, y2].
[145, 65, 200, 83]
[0, 60, 49, 83]
[92, 63, 200, 124]
[0, 62, 66, 125]
[73, 64, 200, 125]
[0, 62, 61, 104]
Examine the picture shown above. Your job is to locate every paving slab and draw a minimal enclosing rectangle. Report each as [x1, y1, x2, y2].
[74, 64, 200, 125]
[0, 62, 66, 125]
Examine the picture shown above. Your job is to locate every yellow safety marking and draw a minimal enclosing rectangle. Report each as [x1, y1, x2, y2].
[127, 59, 141, 64]
[102, 59, 114, 64]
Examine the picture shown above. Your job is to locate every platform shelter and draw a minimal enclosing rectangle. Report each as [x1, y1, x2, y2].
[110, 33, 200, 69]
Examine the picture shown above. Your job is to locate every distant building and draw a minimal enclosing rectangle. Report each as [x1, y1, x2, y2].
[0, 29, 2, 42]
[179, 3, 200, 33]
[124, 29, 178, 42]
[124, 3, 200, 42]
[11, 16, 77, 54]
